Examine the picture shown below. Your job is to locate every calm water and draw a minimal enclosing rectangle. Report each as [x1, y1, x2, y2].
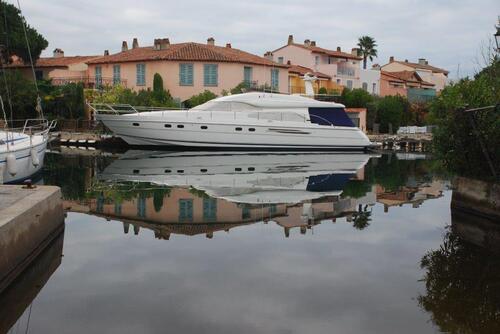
[2, 150, 499, 334]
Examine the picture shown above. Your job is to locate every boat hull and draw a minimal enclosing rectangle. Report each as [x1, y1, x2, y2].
[97, 114, 371, 150]
[1, 133, 48, 184]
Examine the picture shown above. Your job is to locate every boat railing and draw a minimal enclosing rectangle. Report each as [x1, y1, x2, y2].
[88, 102, 186, 115]
[1, 118, 56, 142]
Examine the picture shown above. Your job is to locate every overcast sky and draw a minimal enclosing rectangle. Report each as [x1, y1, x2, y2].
[15, 0, 500, 79]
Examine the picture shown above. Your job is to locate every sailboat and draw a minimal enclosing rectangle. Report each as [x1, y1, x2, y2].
[0, 2, 55, 184]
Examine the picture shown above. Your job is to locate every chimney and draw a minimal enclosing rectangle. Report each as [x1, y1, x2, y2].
[372, 64, 381, 70]
[104, 50, 109, 56]
[304, 39, 311, 47]
[264, 51, 273, 61]
[405, 59, 408, 62]
[336, 46, 341, 52]
[225, 43, 231, 48]
[287, 60, 291, 65]
[287, 34, 294, 45]
[132, 38, 139, 49]
[207, 37, 215, 46]
[389, 56, 394, 62]
[53, 48, 64, 58]
[121, 41, 128, 52]
[351, 47, 359, 56]
[310, 41, 316, 47]
[418, 58, 426, 65]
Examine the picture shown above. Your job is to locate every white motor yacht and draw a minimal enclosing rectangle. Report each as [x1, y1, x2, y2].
[93, 93, 372, 150]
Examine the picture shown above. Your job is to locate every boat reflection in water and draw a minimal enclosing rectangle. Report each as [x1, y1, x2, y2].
[81, 151, 377, 239]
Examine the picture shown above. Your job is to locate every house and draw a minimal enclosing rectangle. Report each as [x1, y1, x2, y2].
[380, 70, 436, 102]
[270, 35, 362, 90]
[381, 57, 448, 92]
[286, 62, 342, 94]
[359, 67, 380, 95]
[7, 48, 102, 86]
[86, 37, 289, 101]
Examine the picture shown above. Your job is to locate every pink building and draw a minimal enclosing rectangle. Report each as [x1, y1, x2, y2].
[7, 49, 101, 86]
[270, 35, 362, 90]
[86, 38, 289, 101]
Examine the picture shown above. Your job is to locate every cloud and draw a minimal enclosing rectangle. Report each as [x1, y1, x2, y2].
[13, 0, 500, 78]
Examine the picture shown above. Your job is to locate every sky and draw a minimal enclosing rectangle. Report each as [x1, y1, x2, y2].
[13, 0, 500, 79]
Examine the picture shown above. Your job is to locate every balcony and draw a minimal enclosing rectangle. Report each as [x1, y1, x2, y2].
[336, 66, 355, 77]
[50, 76, 127, 88]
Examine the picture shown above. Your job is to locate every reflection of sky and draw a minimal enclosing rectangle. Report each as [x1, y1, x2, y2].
[25, 192, 451, 334]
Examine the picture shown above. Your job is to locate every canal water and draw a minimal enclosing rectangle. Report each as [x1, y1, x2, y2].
[2, 150, 499, 334]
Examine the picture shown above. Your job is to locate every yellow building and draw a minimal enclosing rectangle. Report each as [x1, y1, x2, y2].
[287, 63, 343, 95]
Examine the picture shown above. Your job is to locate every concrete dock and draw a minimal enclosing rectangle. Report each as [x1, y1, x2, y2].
[0, 185, 64, 293]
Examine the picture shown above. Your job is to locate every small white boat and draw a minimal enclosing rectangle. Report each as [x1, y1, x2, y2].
[93, 93, 372, 150]
[97, 150, 373, 204]
[0, 119, 54, 184]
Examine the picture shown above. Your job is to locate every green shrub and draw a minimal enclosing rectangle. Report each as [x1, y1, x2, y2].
[184, 90, 217, 108]
[318, 87, 328, 95]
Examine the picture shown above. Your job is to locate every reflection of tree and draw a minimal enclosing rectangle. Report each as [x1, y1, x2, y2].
[87, 181, 171, 206]
[418, 227, 500, 334]
[352, 204, 372, 230]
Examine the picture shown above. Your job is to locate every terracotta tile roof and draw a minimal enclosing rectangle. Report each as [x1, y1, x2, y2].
[273, 43, 362, 61]
[381, 70, 435, 87]
[87, 42, 288, 68]
[288, 64, 331, 79]
[392, 60, 449, 75]
[7, 55, 100, 68]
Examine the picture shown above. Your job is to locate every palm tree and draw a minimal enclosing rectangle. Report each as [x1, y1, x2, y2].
[357, 36, 378, 69]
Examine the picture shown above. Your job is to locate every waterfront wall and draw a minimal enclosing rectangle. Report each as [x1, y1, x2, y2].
[451, 177, 500, 221]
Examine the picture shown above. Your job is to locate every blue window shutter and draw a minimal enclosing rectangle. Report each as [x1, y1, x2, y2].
[180, 64, 194, 86]
[204, 64, 218, 86]
[188, 64, 193, 85]
[271, 69, 279, 90]
[204, 64, 209, 86]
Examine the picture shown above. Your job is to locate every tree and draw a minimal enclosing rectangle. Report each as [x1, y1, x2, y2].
[376, 95, 408, 133]
[341, 88, 373, 108]
[0, 1, 48, 64]
[184, 90, 217, 108]
[428, 58, 499, 180]
[153, 73, 163, 92]
[357, 36, 378, 70]
[0, 70, 37, 119]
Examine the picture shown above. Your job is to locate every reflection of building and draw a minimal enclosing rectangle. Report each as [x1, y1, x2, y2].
[376, 180, 445, 212]
[73, 182, 378, 240]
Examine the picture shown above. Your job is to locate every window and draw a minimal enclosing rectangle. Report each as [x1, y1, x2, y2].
[271, 68, 279, 90]
[204, 64, 218, 86]
[137, 196, 146, 218]
[203, 198, 217, 222]
[179, 63, 194, 86]
[336, 79, 341, 84]
[346, 80, 353, 89]
[114, 203, 122, 215]
[278, 57, 284, 64]
[244, 66, 253, 85]
[113, 65, 121, 85]
[95, 66, 102, 88]
[362, 82, 368, 91]
[35, 70, 43, 80]
[242, 204, 251, 219]
[372, 83, 376, 94]
[315, 56, 320, 65]
[136, 63, 145, 86]
[179, 199, 193, 222]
